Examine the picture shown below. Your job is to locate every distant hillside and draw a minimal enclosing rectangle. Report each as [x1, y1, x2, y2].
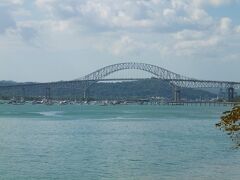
[0, 79, 217, 100]
[0, 81, 18, 86]
[0, 81, 36, 86]
[88, 79, 216, 100]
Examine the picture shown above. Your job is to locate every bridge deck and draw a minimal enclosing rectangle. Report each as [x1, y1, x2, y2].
[0, 78, 240, 89]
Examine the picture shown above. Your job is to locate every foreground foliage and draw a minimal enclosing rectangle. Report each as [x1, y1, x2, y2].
[216, 105, 240, 147]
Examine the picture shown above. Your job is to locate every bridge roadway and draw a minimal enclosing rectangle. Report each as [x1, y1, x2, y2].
[0, 78, 240, 89]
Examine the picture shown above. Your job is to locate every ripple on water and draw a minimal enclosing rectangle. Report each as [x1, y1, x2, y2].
[36, 111, 64, 117]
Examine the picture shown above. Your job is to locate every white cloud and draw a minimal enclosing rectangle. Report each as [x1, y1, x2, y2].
[235, 25, 240, 33]
[32, 0, 215, 33]
[1, 0, 240, 60]
[0, 7, 16, 33]
[0, 0, 240, 82]
[192, 0, 235, 7]
[163, 9, 176, 18]
[173, 30, 205, 40]
[112, 36, 146, 55]
[35, 0, 56, 8]
[11, 0, 235, 60]
[0, 0, 24, 6]
[218, 17, 232, 34]
[174, 36, 220, 51]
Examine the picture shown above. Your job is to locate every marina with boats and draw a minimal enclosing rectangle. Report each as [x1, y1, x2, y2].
[1, 96, 238, 106]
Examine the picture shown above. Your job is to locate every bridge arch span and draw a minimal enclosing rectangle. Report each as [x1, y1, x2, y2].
[79, 62, 190, 81]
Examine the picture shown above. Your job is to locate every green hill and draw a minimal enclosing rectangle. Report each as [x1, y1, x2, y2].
[0, 79, 216, 100]
[87, 79, 216, 100]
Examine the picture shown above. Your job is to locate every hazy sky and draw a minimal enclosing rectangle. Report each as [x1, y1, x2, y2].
[0, 0, 240, 82]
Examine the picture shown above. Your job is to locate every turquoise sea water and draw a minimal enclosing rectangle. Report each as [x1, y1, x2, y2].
[0, 104, 240, 180]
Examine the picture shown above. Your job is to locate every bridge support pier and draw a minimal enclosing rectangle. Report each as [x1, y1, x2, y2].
[83, 89, 87, 100]
[82, 81, 96, 101]
[46, 87, 51, 100]
[174, 87, 181, 103]
[83, 82, 88, 101]
[83, 85, 90, 101]
[22, 87, 25, 97]
[227, 87, 234, 102]
[21, 87, 26, 101]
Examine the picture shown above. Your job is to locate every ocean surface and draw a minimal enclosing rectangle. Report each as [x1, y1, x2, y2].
[0, 104, 239, 180]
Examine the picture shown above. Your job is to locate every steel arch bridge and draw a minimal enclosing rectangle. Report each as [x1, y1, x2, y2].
[79, 62, 190, 81]
[0, 62, 240, 101]
[78, 62, 240, 89]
